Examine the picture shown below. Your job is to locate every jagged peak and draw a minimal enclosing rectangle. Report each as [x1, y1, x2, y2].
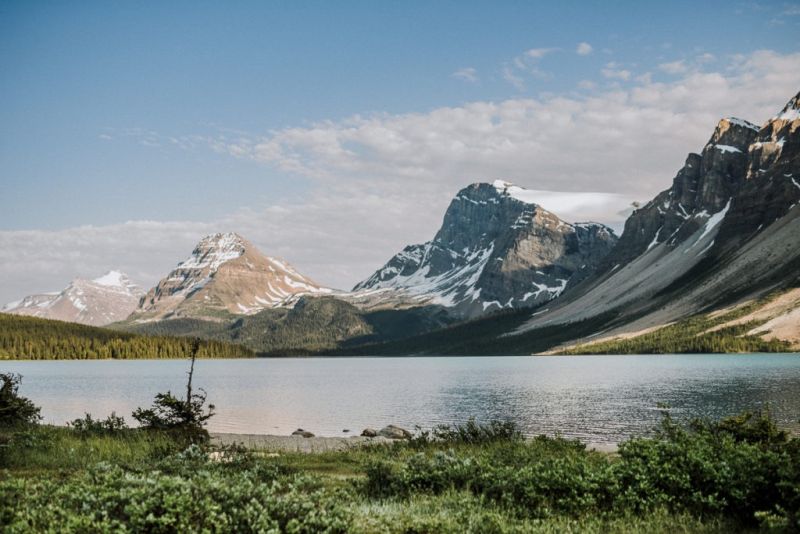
[92, 270, 134, 288]
[197, 231, 248, 248]
[490, 180, 542, 206]
[773, 90, 800, 122]
[179, 232, 249, 271]
[721, 117, 760, 132]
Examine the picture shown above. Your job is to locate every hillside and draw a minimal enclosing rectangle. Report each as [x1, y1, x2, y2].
[121, 296, 453, 355]
[0, 313, 253, 360]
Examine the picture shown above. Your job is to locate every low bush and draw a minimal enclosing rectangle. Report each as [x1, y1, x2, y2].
[410, 418, 523, 446]
[68, 412, 128, 435]
[0, 447, 350, 533]
[365, 410, 800, 529]
[132, 340, 215, 443]
[0, 373, 41, 427]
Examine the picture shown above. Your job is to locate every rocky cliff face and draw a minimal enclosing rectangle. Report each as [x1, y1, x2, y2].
[354, 181, 617, 317]
[600, 117, 760, 271]
[2, 271, 144, 326]
[713, 91, 800, 249]
[516, 90, 800, 339]
[132, 232, 331, 321]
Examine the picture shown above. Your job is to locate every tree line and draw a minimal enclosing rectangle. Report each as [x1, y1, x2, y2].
[0, 313, 253, 360]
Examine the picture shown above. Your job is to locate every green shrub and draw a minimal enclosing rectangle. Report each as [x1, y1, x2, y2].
[0, 449, 350, 533]
[364, 412, 800, 527]
[0, 373, 41, 427]
[132, 341, 215, 443]
[69, 412, 128, 435]
[411, 419, 523, 446]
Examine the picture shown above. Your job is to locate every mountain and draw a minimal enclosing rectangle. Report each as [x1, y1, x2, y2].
[507, 90, 800, 350]
[130, 232, 332, 321]
[354, 181, 618, 317]
[2, 271, 144, 327]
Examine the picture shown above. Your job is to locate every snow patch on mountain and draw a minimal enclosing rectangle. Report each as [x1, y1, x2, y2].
[2, 271, 144, 326]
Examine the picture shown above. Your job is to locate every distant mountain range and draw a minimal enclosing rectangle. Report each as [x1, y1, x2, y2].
[4, 90, 799, 354]
[2, 271, 143, 327]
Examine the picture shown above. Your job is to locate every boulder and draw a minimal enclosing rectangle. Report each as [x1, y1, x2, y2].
[378, 425, 412, 440]
[360, 428, 378, 437]
[291, 428, 315, 438]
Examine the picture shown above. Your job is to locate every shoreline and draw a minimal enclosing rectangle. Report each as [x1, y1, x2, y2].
[210, 432, 621, 453]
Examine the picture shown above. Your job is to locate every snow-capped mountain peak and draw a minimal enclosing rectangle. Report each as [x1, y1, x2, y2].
[92, 270, 138, 290]
[354, 182, 617, 317]
[177, 232, 247, 272]
[132, 232, 331, 321]
[2, 271, 144, 326]
[773, 90, 800, 122]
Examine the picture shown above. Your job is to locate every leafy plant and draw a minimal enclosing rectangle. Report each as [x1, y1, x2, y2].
[410, 419, 523, 446]
[69, 412, 128, 434]
[132, 339, 215, 443]
[0, 373, 41, 427]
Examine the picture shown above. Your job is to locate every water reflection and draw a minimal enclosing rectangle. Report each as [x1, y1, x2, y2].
[3, 355, 799, 443]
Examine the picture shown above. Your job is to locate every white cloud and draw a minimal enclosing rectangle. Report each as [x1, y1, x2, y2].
[501, 46, 558, 89]
[452, 67, 478, 83]
[3, 50, 800, 303]
[601, 61, 632, 80]
[525, 47, 556, 59]
[502, 64, 525, 90]
[576, 42, 593, 56]
[659, 60, 688, 74]
[695, 53, 715, 64]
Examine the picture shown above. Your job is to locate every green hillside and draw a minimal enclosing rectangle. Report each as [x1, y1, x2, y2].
[0, 313, 254, 360]
[120, 297, 453, 355]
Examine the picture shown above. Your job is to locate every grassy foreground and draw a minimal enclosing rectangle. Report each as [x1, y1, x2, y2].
[1, 413, 799, 532]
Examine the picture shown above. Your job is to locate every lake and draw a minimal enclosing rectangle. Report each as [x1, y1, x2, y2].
[4, 354, 800, 444]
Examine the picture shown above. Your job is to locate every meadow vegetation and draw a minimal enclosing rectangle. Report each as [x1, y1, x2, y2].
[559, 295, 793, 355]
[1, 368, 798, 533]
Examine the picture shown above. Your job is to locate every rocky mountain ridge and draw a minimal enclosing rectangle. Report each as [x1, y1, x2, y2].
[513, 90, 800, 347]
[354, 180, 618, 317]
[2, 271, 144, 326]
[130, 232, 332, 322]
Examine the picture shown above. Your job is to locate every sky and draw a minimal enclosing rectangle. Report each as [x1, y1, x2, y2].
[1, 0, 800, 303]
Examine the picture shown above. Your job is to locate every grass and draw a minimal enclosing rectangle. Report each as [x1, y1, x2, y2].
[0, 425, 180, 474]
[1, 411, 798, 532]
[558, 292, 794, 354]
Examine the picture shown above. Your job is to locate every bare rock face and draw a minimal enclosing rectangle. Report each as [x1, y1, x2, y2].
[132, 232, 332, 321]
[601, 117, 760, 272]
[354, 181, 618, 317]
[2, 271, 144, 326]
[518, 90, 800, 336]
[714, 91, 800, 250]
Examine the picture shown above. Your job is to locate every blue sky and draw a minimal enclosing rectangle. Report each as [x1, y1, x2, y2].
[1, 0, 799, 300]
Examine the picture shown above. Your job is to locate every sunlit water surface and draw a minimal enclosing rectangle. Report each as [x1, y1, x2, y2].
[4, 355, 800, 444]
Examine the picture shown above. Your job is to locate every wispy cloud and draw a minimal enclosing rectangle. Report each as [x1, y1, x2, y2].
[601, 61, 631, 80]
[501, 46, 558, 89]
[501, 64, 525, 90]
[9, 50, 798, 302]
[452, 67, 478, 83]
[576, 42, 593, 56]
[659, 60, 688, 74]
